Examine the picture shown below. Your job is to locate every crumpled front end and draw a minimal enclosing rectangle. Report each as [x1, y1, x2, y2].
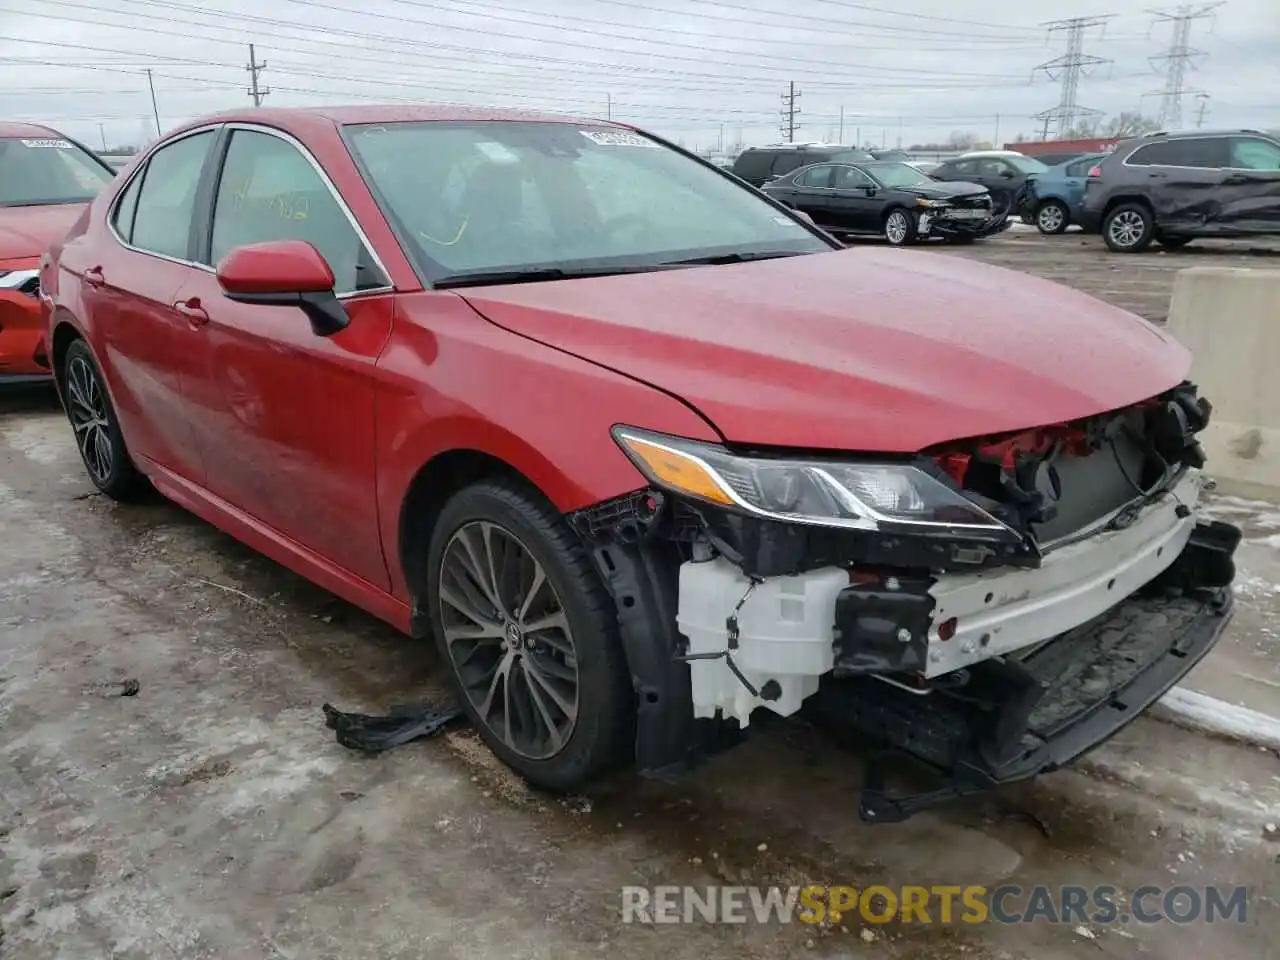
[570, 380, 1239, 816]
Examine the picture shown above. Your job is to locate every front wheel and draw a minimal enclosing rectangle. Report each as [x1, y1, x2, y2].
[1035, 200, 1070, 235]
[61, 338, 147, 500]
[883, 209, 917, 246]
[1103, 203, 1155, 253]
[426, 479, 634, 791]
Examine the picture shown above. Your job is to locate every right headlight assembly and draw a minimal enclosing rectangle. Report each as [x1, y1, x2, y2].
[612, 426, 1018, 541]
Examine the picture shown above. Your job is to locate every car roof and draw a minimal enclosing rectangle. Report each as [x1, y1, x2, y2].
[743, 142, 860, 152]
[953, 150, 1027, 158]
[0, 120, 64, 139]
[1138, 128, 1266, 140]
[163, 104, 623, 141]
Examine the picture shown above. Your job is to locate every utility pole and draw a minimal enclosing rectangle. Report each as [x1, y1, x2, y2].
[1148, 3, 1223, 129]
[779, 81, 800, 142]
[838, 104, 844, 143]
[145, 68, 161, 138]
[1193, 92, 1211, 127]
[606, 93, 611, 121]
[1032, 16, 1114, 140]
[994, 113, 1001, 147]
[246, 43, 270, 107]
[97, 122, 107, 151]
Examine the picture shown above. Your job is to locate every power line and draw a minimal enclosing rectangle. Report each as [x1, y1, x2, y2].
[1147, 2, 1223, 129]
[245, 43, 269, 107]
[780, 81, 800, 140]
[1032, 16, 1115, 139]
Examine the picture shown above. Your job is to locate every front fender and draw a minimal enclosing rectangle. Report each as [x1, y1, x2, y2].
[375, 293, 721, 601]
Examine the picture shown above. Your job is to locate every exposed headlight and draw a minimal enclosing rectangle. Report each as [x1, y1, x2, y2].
[915, 198, 947, 209]
[0, 268, 40, 294]
[612, 427, 1015, 538]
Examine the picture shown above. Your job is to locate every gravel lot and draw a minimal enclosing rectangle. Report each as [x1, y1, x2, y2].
[2, 234, 1279, 960]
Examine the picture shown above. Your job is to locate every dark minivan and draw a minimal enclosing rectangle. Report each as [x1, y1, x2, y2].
[731, 143, 875, 188]
[1081, 129, 1280, 252]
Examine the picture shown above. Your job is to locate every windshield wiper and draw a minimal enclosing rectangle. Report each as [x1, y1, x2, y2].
[657, 250, 810, 266]
[433, 264, 660, 289]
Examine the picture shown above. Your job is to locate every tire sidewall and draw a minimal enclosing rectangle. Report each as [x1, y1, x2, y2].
[425, 481, 631, 790]
[63, 339, 138, 497]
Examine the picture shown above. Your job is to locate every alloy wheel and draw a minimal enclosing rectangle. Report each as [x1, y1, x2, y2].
[66, 355, 114, 484]
[885, 212, 910, 244]
[1037, 203, 1066, 233]
[438, 520, 579, 760]
[1108, 210, 1146, 249]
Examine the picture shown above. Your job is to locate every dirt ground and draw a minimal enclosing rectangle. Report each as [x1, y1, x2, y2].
[3, 236, 1279, 959]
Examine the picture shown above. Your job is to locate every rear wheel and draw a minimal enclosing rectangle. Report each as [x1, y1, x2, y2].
[426, 479, 633, 791]
[1102, 203, 1154, 253]
[1035, 200, 1070, 235]
[883, 209, 917, 246]
[61, 338, 147, 500]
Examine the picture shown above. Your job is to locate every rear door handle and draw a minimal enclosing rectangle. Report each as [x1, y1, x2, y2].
[174, 297, 210, 326]
[83, 266, 105, 288]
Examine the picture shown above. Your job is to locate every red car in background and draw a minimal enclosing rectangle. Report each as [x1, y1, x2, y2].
[0, 122, 116, 381]
[40, 106, 1238, 819]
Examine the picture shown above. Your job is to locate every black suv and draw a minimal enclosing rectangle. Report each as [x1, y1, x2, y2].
[1081, 130, 1280, 252]
[731, 143, 875, 188]
[929, 151, 1049, 217]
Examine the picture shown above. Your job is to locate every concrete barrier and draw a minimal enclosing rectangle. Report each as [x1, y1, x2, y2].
[1166, 266, 1280, 502]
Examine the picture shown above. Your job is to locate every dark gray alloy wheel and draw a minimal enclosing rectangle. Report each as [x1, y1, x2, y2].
[438, 519, 580, 760]
[61, 339, 146, 499]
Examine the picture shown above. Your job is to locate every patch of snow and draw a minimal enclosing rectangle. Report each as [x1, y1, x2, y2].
[1153, 687, 1280, 752]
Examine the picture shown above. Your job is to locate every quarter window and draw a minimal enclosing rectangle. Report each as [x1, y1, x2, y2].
[130, 131, 214, 260]
[111, 170, 144, 243]
[209, 129, 386, 294]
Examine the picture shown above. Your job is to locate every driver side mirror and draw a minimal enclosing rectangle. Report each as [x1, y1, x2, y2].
[216, 240, 349, 338]
[999, 170, 1016, 179]
[862, 185, 877, 196]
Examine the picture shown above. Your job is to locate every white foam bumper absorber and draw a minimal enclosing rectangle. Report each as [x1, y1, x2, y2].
[676, 557, 848, 727]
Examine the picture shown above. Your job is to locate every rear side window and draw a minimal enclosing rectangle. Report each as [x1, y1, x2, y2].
[731, 151, 772, 181]
[795, 165, 832, 187]
[209, 129, 386, 294]
[770, 153, 807, 176]
[111, 171, 143, 243]
[1065, 157, 1096, 177]
[945, 160, 978, 177]
[1229, 137, 1280, 170]
[130, 131, 214, 260]
[1126, 138, 1226, 168]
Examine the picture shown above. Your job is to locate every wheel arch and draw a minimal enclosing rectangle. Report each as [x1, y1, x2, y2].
[1102, 193, 1154, 219]
[50, 309, 89, 403]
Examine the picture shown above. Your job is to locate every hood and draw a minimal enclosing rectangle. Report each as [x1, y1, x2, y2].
[0, 203, 86, 262]
[457, 248, 1189, 453]
[894, 180, 988, 201]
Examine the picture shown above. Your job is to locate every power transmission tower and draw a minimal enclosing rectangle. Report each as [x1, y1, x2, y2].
[1193, 93, 1210, 127]
[1032, 16, 1114, 140]
[779, 82, 800, 142]
[246, 44, 270, 107]
[1147, 3, 1223, 129]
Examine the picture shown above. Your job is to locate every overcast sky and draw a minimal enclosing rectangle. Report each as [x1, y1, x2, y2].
[0, 0, 1274, 153]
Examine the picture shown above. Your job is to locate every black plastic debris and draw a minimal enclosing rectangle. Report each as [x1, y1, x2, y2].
[322, 701, 465, 754]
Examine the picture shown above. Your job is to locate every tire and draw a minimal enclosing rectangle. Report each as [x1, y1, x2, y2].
[61, 338, 147, 500]
[1157, 234, 1192, 249]
[426, 479, 633, 791]
[1035, 200, 1070, 235]
[1102, 203, 1154, 253]
[883, 208, 917, 246]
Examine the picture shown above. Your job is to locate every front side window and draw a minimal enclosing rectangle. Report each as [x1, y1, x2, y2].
[1229, 137, 1280, 171]
[345, 122, 831, 282]
[130, 131, 215, 260]
[863, 163, 930, 188]
[0, 136, 114, 207]
[209, 129, 386, 294]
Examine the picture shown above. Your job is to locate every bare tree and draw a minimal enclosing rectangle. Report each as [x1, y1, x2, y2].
[1102, 112, 1160, 138]
[946, 130, 980, 150]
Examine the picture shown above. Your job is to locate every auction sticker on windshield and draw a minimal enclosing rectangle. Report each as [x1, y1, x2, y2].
[579, 130, 659, 148]
[20, 139, 73, 149]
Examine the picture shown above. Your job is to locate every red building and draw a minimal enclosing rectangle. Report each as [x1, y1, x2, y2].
[1003, 137, 1121, 157]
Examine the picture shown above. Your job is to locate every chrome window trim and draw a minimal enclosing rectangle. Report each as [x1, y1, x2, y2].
[106, 121, 395, 301]
[1120, 135, 1228, 172]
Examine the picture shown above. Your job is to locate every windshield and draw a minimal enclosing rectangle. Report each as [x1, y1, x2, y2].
[0, 136, 114, 207]
[1005, 155, 1050, 174]
[344, 121, 832, 282]
[866, 162, 932, 188]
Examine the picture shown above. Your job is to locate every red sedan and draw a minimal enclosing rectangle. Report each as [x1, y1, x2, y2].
[1, 122, 116, 380]
[42, 106, 1238, 817]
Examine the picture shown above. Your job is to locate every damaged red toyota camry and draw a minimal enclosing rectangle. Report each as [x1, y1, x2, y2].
[41, 106, 1239, 820]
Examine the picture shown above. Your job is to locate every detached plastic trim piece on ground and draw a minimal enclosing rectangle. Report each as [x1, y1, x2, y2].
[1152, 686, 1280, 752]
[322, 701, 466, 753]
